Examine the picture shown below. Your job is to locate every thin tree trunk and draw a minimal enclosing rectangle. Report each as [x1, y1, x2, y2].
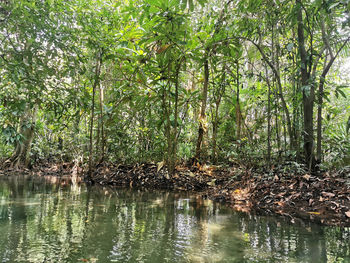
[235, 60, 242, 141]
[251, 33, 294, 151]
[266, 68, 272, 165]
[87, 51, 102, 180]
[274, 25, 295, 151]
[283, 112, 287, 155]
[163, 85, 172, 169]
[169, 61, 181, 175]
[275, 92, 281, 155]
[195, 48, 209, 162]
[212, 103, 219, 163]
[99, 85, 105, 162]
[212, 69, 225, 163]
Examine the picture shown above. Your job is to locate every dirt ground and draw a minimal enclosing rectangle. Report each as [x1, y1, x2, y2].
[1, 161, 350, 226]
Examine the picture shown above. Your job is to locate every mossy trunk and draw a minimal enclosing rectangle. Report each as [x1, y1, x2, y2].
[7, 106, 37, 169]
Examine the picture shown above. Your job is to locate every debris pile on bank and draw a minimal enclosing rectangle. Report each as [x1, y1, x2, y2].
[91, 162, 350, 226]
[1, 160, 349, 226]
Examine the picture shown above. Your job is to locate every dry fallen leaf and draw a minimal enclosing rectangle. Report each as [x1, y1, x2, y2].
[345, 211, 350, 218]
[164, 172, 170, 180]
[157, 161, 164, 172]
[303, 174, 311, 180]
[189, 172, 195, 177]
[321, 192, 336, 198]
[234, 189, 241, 194]
[207, 179, 216, 186]
[274, 201, 284, 206]
[308, 199, 314, 206]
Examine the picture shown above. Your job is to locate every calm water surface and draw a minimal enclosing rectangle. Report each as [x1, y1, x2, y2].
[0, 175, 349, 263]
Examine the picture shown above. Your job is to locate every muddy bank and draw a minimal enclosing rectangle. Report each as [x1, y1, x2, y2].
[89, 162, 350, 227]
[1, 161, 350, 227]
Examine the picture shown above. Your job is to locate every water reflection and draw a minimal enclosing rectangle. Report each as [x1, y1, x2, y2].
[0, 175, 349, 263]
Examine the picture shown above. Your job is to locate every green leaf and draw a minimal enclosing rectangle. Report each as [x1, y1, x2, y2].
[337, 89, 347, 98]
[145, 0, 161, 6]
[329, 2, 340, 9]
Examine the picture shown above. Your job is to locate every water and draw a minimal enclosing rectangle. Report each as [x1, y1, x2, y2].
[0, 176, 349, 263]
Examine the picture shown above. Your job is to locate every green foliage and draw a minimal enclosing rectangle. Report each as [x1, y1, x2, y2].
[324, 124, 350, 167]
[0, 0, 349, 169]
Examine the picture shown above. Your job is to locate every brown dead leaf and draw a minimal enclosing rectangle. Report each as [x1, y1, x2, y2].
[274, 201, 284, 206]
[303, 174, 311, 180]
[234, 189, 241, 194]
[207, 179, 216, 186]
[276, 192, 286, 197]
[321, 192, 335, 198]
[345, 211, 350, 218]
[288, 182, 296, 189]
[157, 161, 165, 172]
[164, 172, 170, 180]
[308, 199, 314, 206]
[199, 164, 210, 172]
[188, 172, 195, 177]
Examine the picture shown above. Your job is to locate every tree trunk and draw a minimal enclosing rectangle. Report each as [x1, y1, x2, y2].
[87, 51, 102, 180]
[274, 24, 295, 151]
[195, 49, 209, 162]
[168, 61, 181, 175]
[253, 40, 294, 151]
[296, 0, 315, 169]
[99, 85, 105, 163]
[163, 85, 172, 170]
[212, 103, 219, 164]
[274, 91, 281, 154]
[7, 105, 38, 169]
[316, 82, 324, 163]
[235, 60, 242, 141]
[266, 69, 271, 165]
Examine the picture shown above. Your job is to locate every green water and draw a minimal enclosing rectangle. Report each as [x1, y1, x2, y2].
[0, 176, 349, 263]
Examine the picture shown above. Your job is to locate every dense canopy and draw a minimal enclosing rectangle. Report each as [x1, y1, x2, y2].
[0, 0, 349, 174]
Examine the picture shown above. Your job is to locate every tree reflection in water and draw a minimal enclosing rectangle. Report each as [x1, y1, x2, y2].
[0, 175, 349, 263]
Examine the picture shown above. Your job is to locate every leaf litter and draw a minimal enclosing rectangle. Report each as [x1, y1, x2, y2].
[1, 161, 349, 226]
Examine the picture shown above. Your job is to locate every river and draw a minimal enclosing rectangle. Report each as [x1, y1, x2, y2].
[0, 175, 349, 262]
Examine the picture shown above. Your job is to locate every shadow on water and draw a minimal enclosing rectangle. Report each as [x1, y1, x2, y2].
[0, 175, 349, 263]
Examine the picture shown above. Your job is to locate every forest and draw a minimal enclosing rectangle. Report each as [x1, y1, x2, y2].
[0, 0, 350, 226]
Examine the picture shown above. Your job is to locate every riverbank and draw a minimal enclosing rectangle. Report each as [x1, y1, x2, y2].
[1, 161, 350, 226]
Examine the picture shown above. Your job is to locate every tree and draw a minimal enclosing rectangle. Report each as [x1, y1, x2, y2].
[0, 0, 78, 168]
